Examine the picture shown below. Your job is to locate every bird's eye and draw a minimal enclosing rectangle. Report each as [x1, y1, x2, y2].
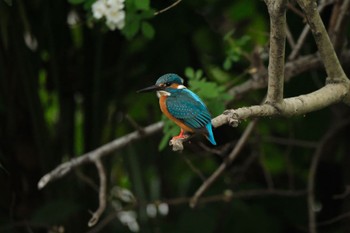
[165, 82, 171, 86]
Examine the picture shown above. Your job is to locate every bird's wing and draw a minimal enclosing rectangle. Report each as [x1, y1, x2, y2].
[166, 89, 212, 130]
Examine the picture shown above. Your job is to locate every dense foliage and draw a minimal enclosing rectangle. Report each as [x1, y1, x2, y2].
[1, 0, 350, 233]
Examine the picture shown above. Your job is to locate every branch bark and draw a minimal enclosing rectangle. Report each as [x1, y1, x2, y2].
[265, 0, 287, 104]
[88, 159, 107, 227]
[296, 0, 347, 82]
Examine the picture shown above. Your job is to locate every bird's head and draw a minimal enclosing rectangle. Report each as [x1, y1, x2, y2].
[137, 73, 186, 97]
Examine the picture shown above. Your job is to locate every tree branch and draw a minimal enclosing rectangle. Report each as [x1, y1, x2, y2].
[190, 119, 258, 207]
[229, 50, 350, 98]
[296, 0, 347, 82]
[88, 159, 107, 227]
[328, 0, 350, 54]
[307, 119, 350, 233]
[288, 0, 333, 60]
[265, 0, 288, 104]
[37, 121, 163, 189]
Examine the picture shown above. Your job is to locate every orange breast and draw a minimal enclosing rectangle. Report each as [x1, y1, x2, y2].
[159, 96, 193, 133]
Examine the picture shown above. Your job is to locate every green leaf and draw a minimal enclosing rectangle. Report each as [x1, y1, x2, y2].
[123, 18, 140, 39]
[68, 0, 85, 5]
[159, 116, 180, 151]
[134, 0, 150, 10]
[184, 67, 195, 79]
[223, 58, 232, 70]
[141, 22, 155, 39]
[83, 0, 96, 10]
[189, 80, 219, 99]
[195, 69, 203, 80]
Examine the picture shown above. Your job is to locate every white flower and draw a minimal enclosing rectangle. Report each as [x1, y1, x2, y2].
[105, 8, 125, 30]
[117, 211, 140, 232]
[92, 0, 125, 31]
[92, 0, 106, 19]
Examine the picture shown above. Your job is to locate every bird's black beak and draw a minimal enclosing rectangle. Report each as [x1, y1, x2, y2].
[136, 85, 163, 93]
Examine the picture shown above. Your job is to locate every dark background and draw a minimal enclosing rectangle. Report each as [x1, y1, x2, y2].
[1, 0, 350, 232]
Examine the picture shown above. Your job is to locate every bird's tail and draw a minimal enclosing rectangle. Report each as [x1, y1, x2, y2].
[205, 123, 217, 145]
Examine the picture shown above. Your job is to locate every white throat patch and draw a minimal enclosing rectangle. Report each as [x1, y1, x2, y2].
[156, 90, 171, 98]
[177, 85, 186, 89]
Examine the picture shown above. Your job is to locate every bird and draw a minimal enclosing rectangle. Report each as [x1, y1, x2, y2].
[137, 73, 216, 145]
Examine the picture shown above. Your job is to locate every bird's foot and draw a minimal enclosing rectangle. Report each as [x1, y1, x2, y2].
[169, 130, 190, 151]
[171, 134, 188, 140]
[171, 129, 189, 140]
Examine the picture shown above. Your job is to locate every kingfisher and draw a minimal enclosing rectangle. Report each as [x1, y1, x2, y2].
[137, 73, 216, 145]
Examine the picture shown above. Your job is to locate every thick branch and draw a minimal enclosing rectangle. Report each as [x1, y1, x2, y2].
[288, 0, 332, 60]
[265, 0, 287, 104]
[296, 0, 347, 82]
[225, 83, 348, 122]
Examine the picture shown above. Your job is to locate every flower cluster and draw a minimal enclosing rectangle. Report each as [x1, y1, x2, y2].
[92, 0, 125, 31]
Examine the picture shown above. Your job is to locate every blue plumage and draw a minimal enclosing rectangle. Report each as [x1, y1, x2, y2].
[163, 78, 217, 146]
[166, 88, 211, 129]
[138, 73, 217, 146]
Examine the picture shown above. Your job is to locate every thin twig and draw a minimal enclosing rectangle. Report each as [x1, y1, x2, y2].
[190, 119, 259, 207]
[296, 0, 347, 82]
[307, 119, 350, 233]
[259, 154, 275, 189]
[288, 24, 310, 60]
[333, 185, 350, 199]
[125, 114, 145, 133]
[37, 121, 163, 189]
[88, 159, 107, 227]
[263, 136, 318, 148]
[165, 188, 306, 206]
[317, 211, 350, 226]
[86, 212, 118, 233]
[286, 23, 296, 49]
[229, 50, 350, 98]
[154, 0, 182, 16]
[181, 154, 206, 182]
[287, 2, 305, 18]
[328, 0, 350, 53]
[75, 170, 99, 191]
[289, 0, 334, 60]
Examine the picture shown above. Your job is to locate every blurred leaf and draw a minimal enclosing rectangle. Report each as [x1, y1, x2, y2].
[68, 0, 85, 5]
[223, 58, 232, 70]
[261, 144, 286, 175]
[123, 17, 140, 39]
[139, 9, 155, 19]
[158, 116, 179, 151]
[134, 0, 150, 10]
[184, 67, 195, 80]
[227, 0, 255, 21]
[141, 22, 155, 39]
[70, 24, 83, 49]
[83, 0, 95, 9]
